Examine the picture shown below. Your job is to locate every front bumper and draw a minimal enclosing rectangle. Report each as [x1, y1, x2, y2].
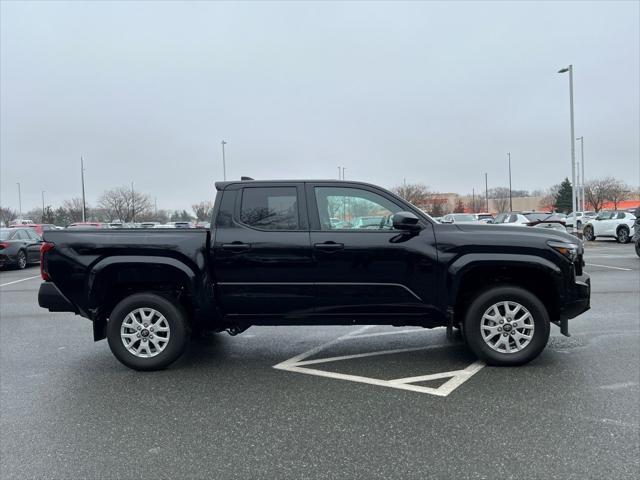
[556, 274, 591, 336]
[38, 282, 77, 313]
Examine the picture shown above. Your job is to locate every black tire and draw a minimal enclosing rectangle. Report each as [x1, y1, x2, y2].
[635, 239, 640, 258]
[583, 225, 595, 241]
[107, 293, 189, 371]
[15, 250, 27, 270]
[616, 226, 630, 244]
[576, 220, 582, 229]
[463, 286, 550, 366]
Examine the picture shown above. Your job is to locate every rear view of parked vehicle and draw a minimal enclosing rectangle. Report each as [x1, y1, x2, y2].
[0, 228, 42, 269]
[583, 210, 636, 243]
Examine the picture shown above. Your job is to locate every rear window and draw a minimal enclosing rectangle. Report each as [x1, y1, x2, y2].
[240, 187, 299, 230]
[524, 213, 559, 222]
[0, 229, 13, 240]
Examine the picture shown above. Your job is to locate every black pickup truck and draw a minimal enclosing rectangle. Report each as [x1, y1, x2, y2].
[38, 179, 590, 370]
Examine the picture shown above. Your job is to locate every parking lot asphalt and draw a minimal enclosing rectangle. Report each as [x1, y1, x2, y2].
[1, 240, 639, 479]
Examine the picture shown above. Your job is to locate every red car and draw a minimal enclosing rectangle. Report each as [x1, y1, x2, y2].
[9, 223, 57, 236]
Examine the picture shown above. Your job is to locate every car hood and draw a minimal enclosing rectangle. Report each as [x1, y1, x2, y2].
[451, 222, 578, 243]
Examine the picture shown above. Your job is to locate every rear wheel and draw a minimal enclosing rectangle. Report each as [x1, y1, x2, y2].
[107, 293, 189, 371]
[635, 239, 640, 257]
[16, 250, 27, 270]
[583, 225, 596, 241]
[463, 286, 550, 366]
[616, 226, 630, 244]
[576, 220, 582, 229]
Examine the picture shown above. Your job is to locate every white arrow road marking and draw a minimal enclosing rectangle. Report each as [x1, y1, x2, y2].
[274, 326, 485, 397]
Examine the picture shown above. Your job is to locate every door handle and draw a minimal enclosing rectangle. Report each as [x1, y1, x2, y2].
[314, 241, 344, 252]
[221, 242, 251, 252]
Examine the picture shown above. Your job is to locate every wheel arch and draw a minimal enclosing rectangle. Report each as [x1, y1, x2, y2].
[448, 255, 563, 327]
[87, 256, 207, 340]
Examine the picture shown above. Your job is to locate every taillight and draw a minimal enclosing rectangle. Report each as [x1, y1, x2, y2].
[40, 242, 55, 280]
[0, 242, 8, 250]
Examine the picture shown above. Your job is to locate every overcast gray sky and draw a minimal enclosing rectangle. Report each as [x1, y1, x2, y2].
[1, 0, 639, 213]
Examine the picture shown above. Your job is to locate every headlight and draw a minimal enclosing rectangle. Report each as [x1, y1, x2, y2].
[547, 240, 579, 262]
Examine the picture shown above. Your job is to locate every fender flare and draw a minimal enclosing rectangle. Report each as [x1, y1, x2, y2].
[446, 253, 563, 308]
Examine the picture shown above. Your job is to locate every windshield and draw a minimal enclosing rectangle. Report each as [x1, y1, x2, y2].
[452, 214, 475, 222]
[493, 213, 510, 224]
[524, 213, 559, 222]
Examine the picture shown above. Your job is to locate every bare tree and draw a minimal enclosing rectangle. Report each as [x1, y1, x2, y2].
[453, 199, 466, 213]
[584, 177, 616, 212]
[391, 183, 432, 208]
[488, 187, 511, 213]
[538, 184, 561, 211]
[62, 198, 86, 223]
[607, 179, 631, 210]
[0, 207, 17, 226]
[98, 186, 152, 222]
[192, 201, 214, 221]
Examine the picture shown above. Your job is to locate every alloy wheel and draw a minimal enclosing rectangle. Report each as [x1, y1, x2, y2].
[120, 308, 171, 358]
[480, 301, 535, 354]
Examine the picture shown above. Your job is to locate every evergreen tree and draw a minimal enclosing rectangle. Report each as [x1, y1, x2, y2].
[554, 178, 573, 213]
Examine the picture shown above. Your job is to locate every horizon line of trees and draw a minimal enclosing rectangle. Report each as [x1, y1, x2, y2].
[1, 178, 637, 226]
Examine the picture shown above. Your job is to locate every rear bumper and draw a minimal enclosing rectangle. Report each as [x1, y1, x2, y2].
[38, 282, 77, 313]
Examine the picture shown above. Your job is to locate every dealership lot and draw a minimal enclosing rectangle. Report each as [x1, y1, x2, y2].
[1, 241, 638, 479]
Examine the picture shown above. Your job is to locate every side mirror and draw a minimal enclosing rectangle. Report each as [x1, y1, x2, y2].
[392, 211, 422, 231]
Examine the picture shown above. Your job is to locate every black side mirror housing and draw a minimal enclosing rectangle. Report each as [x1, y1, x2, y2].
[392, 211, 422, 231]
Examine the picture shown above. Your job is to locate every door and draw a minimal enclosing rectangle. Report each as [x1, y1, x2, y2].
[593, 211, 615, 236]
[24, 229, 42, 262]
[212, 184, 315, 318]
[307, 183, 438, 319]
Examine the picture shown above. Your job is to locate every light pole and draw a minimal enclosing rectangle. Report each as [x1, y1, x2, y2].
[507, 152, 512, 212]
[342, 167, 346, 180]
[80, 157, 87, 222]
[131, 181, 135, 222]
[485, 173, 489, 212]
[41, 191, 46, 222]
[221, 140, 227, 181]
[17, 182, 22, 219]
[576, 136, 585, 210]
[337, 166, 342, 180]
[558, 65, 577, 231]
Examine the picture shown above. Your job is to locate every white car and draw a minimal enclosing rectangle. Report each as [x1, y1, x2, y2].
[565, 211, 596, 229]
[493, 212, 567, 232]
[440, 214, 478, 224]
[583, 210, 636, 243]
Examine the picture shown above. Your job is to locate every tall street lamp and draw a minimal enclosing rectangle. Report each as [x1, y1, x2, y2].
[17, 182, 22, 219]
[485, 173, 489, 212]
[221, 140, 228, 181]
[576, 136, 585, 210]
[41, 191, 46, 222]
[507, 152, 512, 212]
[558, 65, 577, 231]
[80, 157, 87, 222]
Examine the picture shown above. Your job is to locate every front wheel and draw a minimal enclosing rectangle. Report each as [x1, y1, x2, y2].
[463, 286, 550, 366]
[583, 225, 596, 241]
[616, 227, 630, 244]
[635, 239, 640, 257]
[107, 293, 189, 371]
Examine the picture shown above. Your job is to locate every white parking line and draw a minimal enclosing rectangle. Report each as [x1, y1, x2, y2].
[0, 275, 41, 287]
[585, 263, 633, 271]
[274, 326, 485, 397]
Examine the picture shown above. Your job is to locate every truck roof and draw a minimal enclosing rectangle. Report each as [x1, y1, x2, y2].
[215, 179, 381, 190]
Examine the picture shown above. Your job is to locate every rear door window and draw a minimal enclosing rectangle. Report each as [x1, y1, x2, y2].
[240, 187, 300, 230]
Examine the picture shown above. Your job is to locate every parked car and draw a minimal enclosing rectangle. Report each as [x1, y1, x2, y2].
[583, 210, 636, 243]
[0, 227, 42, 269]
[10, 223, 57, 236]
[39, 179, 590, 371]
[474, 213, 494, 223]
[140, 222, 160, 228]
[493, 212, 566, 232]
[633, 215, 640, 257]
[352, 216, 387, 229]
[565, 211, 596, 229]
[66, 222, 109, 229]
[440, 213, 478, 224]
